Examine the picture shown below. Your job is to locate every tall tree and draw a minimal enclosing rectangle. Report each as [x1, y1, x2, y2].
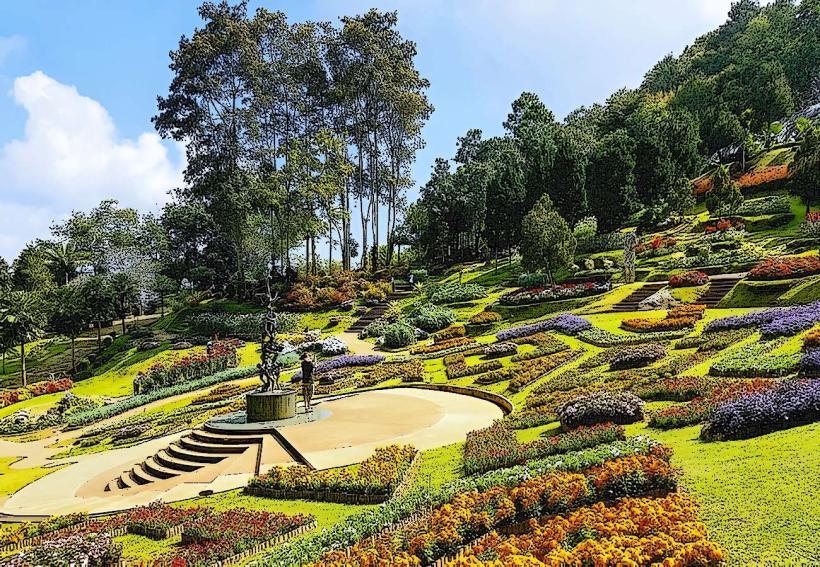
[78, 275, 115, 348]
[520, 195, 576, 285]
[791, 123, 820, 215]
[706, 164, 744, 216]
[50, 284, 91, 373]
[44, 242, 89, 285]
[0, 291, 48, 387]
[110, 273, 139, 334]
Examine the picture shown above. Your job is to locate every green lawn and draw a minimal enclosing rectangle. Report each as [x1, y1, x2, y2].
[0, 457, 64, 496]
[625, 420, 820, 565]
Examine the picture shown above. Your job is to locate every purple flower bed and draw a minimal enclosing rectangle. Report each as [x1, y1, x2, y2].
[800, 349, 820, 377]
[292, 354, 385, 380]
[609, 343, 667, 370]
[705, 301, 820, 338]
[701, 379, 820, 440]
[557, 391, 645, 429]
[481, 342, 518, 358]
[496, 314, 591, 341]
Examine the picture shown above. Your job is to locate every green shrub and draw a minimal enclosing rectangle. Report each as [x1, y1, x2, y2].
[426, 282, 487, 304]
[407, 303, 456, 332]
[382, 322, 416, 349]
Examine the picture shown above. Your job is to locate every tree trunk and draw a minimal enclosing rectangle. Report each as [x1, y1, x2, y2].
[160, 293, 165, 318]
[71, 337, 76, 373]
[121, 313, 127, 335]
[20, 340, 26, 388]
[97, 321, 102, 349]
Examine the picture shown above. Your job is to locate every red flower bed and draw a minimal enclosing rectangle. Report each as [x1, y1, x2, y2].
[133, 340, 240, 394]
[738, 164, 790, 187]
[705, 217, 745, 233]
[748, 256, 820, 280]
[669, 270, 709, 287]
[0, 377, 73, 408]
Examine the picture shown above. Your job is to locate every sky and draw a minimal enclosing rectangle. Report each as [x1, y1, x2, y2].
[0, 0, 743, 262]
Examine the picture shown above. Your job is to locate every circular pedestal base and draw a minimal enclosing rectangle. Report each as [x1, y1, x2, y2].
[246, 390, 297, 422]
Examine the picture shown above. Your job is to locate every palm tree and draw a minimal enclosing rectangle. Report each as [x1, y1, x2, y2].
[0, 291, 48, 386]
[44, 242, 89, 285]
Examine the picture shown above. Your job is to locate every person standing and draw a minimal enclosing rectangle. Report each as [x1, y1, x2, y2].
[299, 353, 315, 412]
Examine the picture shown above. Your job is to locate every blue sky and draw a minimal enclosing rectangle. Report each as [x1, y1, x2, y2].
[0, 0, 741, 261]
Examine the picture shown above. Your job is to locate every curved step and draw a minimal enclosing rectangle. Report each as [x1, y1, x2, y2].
[190, 429, 263, 446]
[155, 449, 204, 472]
[168, 442, 229, 464]
[179, 436, 248, 455]
[142, 456, 180, 480]
[116, 476, 129, 490]
[129, 464, 153, 485]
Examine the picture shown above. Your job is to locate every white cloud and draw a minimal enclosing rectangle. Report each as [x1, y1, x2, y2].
[0, 71, 185, 260]
[0, 35, 25, 66]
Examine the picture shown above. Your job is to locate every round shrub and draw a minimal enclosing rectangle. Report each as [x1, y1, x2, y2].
[382, 322, 416, 349]
[558, 392, 645, 429]
[408, 303, 456, 332]
[609, 344, 667, 370]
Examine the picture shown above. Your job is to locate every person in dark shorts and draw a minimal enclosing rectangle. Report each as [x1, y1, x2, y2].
[299, 353, 315, 412]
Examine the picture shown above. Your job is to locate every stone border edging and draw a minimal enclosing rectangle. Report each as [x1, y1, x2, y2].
[388, 383, 513, 415]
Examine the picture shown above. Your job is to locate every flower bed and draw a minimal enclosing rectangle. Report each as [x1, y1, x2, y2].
[0, 532, 121, 566]
[262, 438, 664, 566]
[558, 392, 645, 429]
[191, 382, 255, 405]
[481, 342, 517, 359]
[609, 343, 667, 370]
[0, 377, 74, 409]
[622, 304, 705, 333]
[312, 453, 678, 566]
[738, 194, 792, 216]
[133, 340, 240, 394]
[427, 282, 488, 304]
[710, 340, 800, 377]
[463, 422, 625, 475]
[499, 281, 610, 306]
[170, 509, 314, 564]
[674, 328, 754, 351]
[449, 493, 724, 566]
[125, 502, 205, 540]
[577, 326, 687, 347]
[507, 349, 582, 392]
[470, 311, 502, 325]
[410, 336, 474, 355]
[633, 376, 716, 402]
[669, 270, 709, 287]
[706, 301, 820, 338]
[407, 303, 456, 332]
[364, 360, 425, 383]
[701, 379, 820, 440]
[247, 445, 417, 500]
[749, 255, 820, 280]
[648, 379, 776, 429]
[444, 354, 504, 379]
[190, 311, 301, 338]
[433, 324, 466, 342]
[496, 314, 591, 341]
[635, 234, 678, 256]
[804, 328, 820, 350]
[292, 354, 385, 381]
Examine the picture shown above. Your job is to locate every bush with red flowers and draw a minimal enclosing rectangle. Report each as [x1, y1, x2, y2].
[669, 270, 709, 287]
[748, 255, 820, 280]
[1, 377, 73, 408]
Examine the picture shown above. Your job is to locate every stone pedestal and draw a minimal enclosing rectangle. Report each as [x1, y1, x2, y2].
[246, 390, 297, 422]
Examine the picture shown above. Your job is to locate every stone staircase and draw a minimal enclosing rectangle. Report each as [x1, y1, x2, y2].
[105, 429, 264, 492]
[610, 283, 667, 312]
[346, 290, 413, 334]
[697, 276, 743, 307]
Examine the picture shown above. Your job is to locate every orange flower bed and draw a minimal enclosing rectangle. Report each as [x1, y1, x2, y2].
[738, 164, 790, 188]
[449, 493, 725, 566]
[410, 336, 474, 355]
[805, 328, 820, 350]
[623, 304, 705, 333]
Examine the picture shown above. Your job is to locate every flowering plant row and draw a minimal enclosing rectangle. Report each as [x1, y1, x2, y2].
[609, 343, 667, 370]
[444, 354, 504, 379]
[190, 311, 302, 338]
[312, 454, 678, 566]
[168, 509, 314, 564]
[577, 326, 688, 347]
[801, 348, 820, 376]
[507, 349, 582, 392]
[648, 379, 776, 429]
[411, 336, 475, 355]
[621, 304, 705, 333]
[481, 342, 518, 358]
[499, 281, 610, 306]
[191, 382, 255, 405]
[496, 314, 591, 341]
[635, 235, 678, 255]
[248, 445, 417, 497]
[710, 340, 800, 377]
[260, 438, 664, 566]
[704, 217, 746, 233]
[804, 328, 820, 349]
[749, 255, 820, 280]
[701, 378, 820, 440]
[365, 360, 425, 383]
[669, 270, 709, 287]
[463, 422, 625, 475]
[447, 493, 724, 566]
[558, 392, 645, 429]
[434, 324, 467, 342]
[125, 501, 205, 539]
[706, 301, 820, 338]
[0, 377, 73, 409]
[1, 532, 121, 567]
[427, 282, 488, 304]
[674, 328, 753, 351]
[133, 340, 240, 394]
[633, 375, 716, 402]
